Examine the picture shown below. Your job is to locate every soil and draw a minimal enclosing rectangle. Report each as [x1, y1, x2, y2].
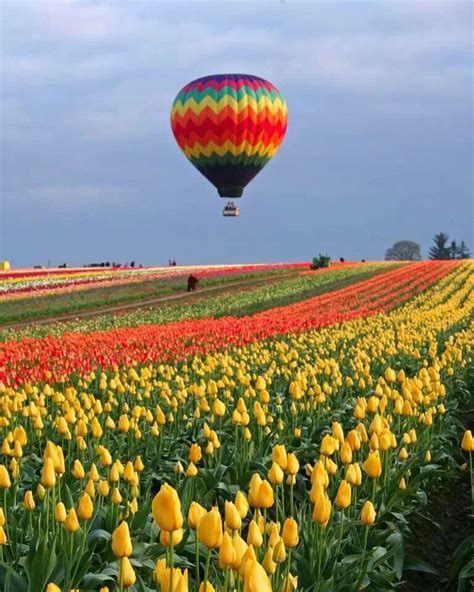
[401, 406, 474, 591]
[0, 272, 294, 330]
[400, 472, 472, 591]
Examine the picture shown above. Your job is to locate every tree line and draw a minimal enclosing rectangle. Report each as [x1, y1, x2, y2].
[385, 234, 471, 261]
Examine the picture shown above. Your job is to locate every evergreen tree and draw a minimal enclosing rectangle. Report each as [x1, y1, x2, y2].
[428, 232, 451, 260]
[456, 240, 471, 259]
[449, 240, 458, 259]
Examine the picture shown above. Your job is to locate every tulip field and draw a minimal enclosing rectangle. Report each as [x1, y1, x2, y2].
[0, 260, 473, 592]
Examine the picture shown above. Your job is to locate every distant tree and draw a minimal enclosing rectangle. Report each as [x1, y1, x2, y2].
[456, 240, 471, 259]
[449, 240, 458, 260]
[428, 232, 451, 260]
[385, 240, 421, 261]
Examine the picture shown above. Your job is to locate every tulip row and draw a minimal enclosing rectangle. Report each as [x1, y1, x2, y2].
[0, 260, 458, 388]
[0, 263, 307, 298]
[0, 261, 472, 590]
[2, 262, 393, 341]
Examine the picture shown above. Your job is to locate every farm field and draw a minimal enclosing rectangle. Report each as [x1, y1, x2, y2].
[0, 263, 306, 327]
[0, 260, 473, 592]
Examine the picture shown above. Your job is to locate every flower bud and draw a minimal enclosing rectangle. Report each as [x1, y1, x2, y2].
[225, 501, 241, 531]
[363, 451, 382, 479]
[271, 445, 287, 470]
[121, 557, 136, 587]
[112, 520, 133, 557]
[55, 502, 67, 523]
[197, 507, 223, 549]
[24, 490, 35, 512]
[268, 463, 284, 486]
[235, 491, 249, 518]
[188, 501, 206, 530]
[461, 430, 474, 452]
[281, 517, 299, 548]
[64, 508, 80, 533]
[312, 495, 331, 525]
[243, 559, 272, 592]
[219, 531, 235, 568]
[77, 492, 94, 521]
[247, 520, 263, 548]
[152, 484, 183, 532]
[286, 453, 299, 476]
[360, 501, 376, 525]
[0, 465, 11, 489]
[335, 480, 351, 509]
[160, 527, 183, 547]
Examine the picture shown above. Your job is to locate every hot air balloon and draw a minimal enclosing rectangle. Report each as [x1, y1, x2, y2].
[170, 74, 288, 217]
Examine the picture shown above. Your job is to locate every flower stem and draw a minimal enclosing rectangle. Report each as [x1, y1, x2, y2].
[203, 547, 211, 592]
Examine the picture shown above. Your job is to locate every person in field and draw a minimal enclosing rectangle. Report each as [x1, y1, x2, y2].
[187, 275, 198, 292]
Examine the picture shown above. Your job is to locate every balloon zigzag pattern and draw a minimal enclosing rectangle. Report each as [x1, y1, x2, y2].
[170, 74, 288, 198]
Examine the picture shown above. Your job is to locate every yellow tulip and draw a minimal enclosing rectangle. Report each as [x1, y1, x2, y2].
[41, 458, 56, 489]
[64, 508, 80, 533]
[286, 453, 299, 476]
[247, 520, 263, 548]
[72, 460, 85, 480]
[160, 527, 183, 547]
[268, 463, 284, 485]
[112, 521, 133, 557]
[231, 532, 248, 570]
[219, 531, 235, 568]
[55, 502, 67, 523]
[77, 492, 94, 521]
[262, 545, 277, 576]
[23, 490, 35, 512]
[120, 557, 136, 587]
[243, 559, 272, 592]
[461, 430, 473, 452]
[197, 507, 223, 549]
[152, 484, 183, 532]
[360, 501, 376, 525]
[224, 501, 242, 531]
[272, 444, 288, 470]
[363, 452, 382, 479]
[235, 491, 249, 519]
[186, 462, 198, 478]
[0, 465, 11, 489]
[312, 495, 331, 525]
[281, 517, 299, 548]
[335, 480, 351, 509]
[188, 501, 206, 530]
[189, 443, 202, 464]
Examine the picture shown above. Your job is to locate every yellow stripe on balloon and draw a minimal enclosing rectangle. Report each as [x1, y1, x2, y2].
[171, 95, 287, 118]
[183, 139, 284, 159]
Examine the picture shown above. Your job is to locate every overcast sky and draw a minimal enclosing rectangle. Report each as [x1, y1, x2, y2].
[1, 0, 472, 266]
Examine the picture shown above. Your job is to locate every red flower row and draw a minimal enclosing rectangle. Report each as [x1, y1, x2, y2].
[0, 261, 458, 388]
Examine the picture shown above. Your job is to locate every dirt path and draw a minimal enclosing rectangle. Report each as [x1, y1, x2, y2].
[2, 272, 297, 331]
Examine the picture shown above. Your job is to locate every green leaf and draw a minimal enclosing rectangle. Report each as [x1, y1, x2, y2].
[0, 562, 28, 592]
[458, 559, 474, 580]
[404, 555, 439, 575]
[25, 534, 58, 592]
[82, 572, 116, 587]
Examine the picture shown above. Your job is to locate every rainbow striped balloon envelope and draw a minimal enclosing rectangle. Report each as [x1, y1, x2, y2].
[170, 74, 288, 200]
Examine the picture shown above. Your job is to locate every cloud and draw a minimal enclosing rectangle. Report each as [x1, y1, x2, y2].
[1, 0, 472, 263]
[5, 0, 133, 43]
